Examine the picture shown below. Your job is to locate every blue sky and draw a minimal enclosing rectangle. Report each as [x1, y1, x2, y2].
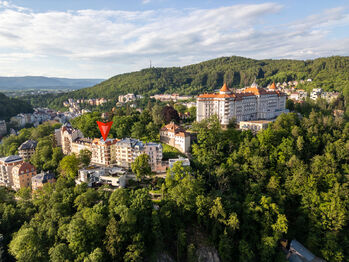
[0, 0, 349, 78]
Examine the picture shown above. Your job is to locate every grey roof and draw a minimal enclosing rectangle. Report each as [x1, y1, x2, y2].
[32, 172, 55, 183]
[289, 240, 316, 262]
[0, 155, 22, 163]
[146, 142, 162, 149]
[289, 253, 306, 262]
[117, 138, 144, 149]
[18, 140, 37, 150]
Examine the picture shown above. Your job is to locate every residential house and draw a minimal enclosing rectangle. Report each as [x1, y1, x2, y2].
[11, 162, 36, 190]
[239, 120, 273, 133]
[285, 240, 326, 262]
[160, 122, 191, 153]
[32, 172, 56, 191]
[18, 140, 38, 161]
[310, 88, 323, 100]
[76, 166, 128, 188]
[169, 157, 190, 169]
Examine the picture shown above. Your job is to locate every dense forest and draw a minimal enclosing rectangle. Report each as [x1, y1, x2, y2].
[21, 55, 349, 110]
[0, 92, 33, 121]
[0, 96, 348, 262]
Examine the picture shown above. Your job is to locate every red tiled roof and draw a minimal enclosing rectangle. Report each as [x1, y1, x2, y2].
[16, 162, 35, 175]
[160, 122, 185, 132]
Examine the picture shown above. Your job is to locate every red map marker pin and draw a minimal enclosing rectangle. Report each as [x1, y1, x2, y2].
[97, 121, 113, 141]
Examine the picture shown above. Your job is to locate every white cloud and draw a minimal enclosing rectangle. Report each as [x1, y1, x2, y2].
[0, 2, 348, 78]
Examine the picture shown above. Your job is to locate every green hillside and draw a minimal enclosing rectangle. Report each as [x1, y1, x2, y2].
[0, 93, 33, 121]
[27, 55, 349, 109]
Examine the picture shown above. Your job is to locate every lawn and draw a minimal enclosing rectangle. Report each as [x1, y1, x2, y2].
[161, 143, 185, 160]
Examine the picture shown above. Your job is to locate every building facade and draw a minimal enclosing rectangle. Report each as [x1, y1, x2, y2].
[59, 124, 84, 154]
[115, 138, 162, 170]
[169, 157, 190, 169]
[12, 162, 36, 190]
[160, 122, 191, 153]
[18, 140, 38, 161]
[0, 155, 23, 187]
[239, 120, 272, 133]
[91, 138, 118, 166]
[71, 138, 93, 155]
[196, 83, 288, 125]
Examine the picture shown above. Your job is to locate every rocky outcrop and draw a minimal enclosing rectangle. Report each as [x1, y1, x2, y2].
[156, 252, 176, 262]
[196, 246, 220, 262]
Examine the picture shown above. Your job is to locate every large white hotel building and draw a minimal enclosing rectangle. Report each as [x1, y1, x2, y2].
[196, 82, 288, 125]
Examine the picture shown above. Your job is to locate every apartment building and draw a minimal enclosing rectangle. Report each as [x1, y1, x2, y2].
[18, 140, 38, 161]
[197, 83, 288, 126]
[115, 138, 162, 170]
[12, 162, 36, 190]
[0, 155, 23, 187]
[91, 138, 118, 166]
[71, 138, 93, 155]
[59, 124, 84, 154]
[160, 122, 191, 153]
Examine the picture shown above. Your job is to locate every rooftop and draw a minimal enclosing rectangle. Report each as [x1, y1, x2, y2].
[239, 120, 273, 124]
[32, 172, 55, 183]
[18, 140, 38, 150]
[0, 155, 22, 163]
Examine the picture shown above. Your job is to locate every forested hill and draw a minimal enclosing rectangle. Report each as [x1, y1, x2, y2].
[0, 93, 33, 121]
[32, 56, 349, 109]
[65, 56, 349, 96]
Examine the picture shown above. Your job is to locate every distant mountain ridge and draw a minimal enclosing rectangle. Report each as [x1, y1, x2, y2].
[0, 76, 104, 90]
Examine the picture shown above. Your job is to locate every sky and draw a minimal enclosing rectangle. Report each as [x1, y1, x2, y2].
[0, 0, 349, 79]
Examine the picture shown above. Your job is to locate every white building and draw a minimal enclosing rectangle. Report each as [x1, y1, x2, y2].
[118, 93, 136, 103]
[76, 166, 127, 188]
[289, 90, 307, 101]
[160, 122, 191, 153]
[310, 88, 323, 100]
[0, 155, 23, 187]
[196, 83, 288, 125]
[115, 138, 162, 170]
[239, 120, 273, 133]
[169, 157, 190, 169]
